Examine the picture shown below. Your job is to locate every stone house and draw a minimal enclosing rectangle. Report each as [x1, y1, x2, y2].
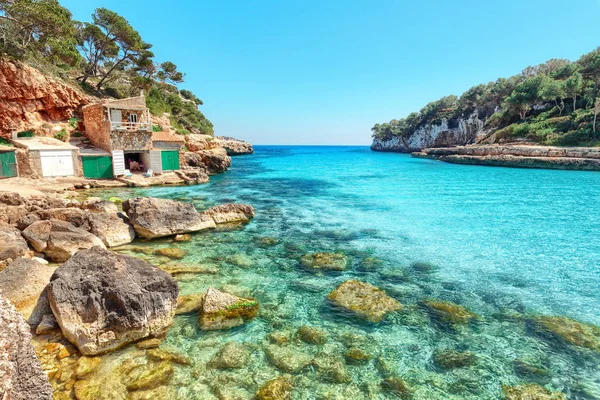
[10, 137, 81, 178]
[82, 94, 182, 177]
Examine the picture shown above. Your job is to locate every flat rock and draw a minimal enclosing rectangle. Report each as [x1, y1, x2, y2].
[202, 203, 255, 224]
[22, 220, 106, 262]
[300, 252, 348, 271]
[422, 299, 478, 325]
[0, 257, 54, 317]
[0, 295, 53, 400]
[327, 280, 402, 322]
[81, 198, 119, 213]
[48, 247, 178, 355]
[123, 197, 216, 239]
[199, 287, 258, 330]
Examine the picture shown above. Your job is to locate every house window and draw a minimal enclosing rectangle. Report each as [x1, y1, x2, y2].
[128, 114, 138, 124]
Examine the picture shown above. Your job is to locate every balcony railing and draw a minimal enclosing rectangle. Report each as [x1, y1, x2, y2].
[110, 121, 152, 131]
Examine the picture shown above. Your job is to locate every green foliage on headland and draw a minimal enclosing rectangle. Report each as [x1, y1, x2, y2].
[0, 0, 213, 135]
[372, 48, 600, 146]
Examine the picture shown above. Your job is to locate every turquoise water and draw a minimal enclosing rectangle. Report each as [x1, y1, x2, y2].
[102, 146, 600, 399]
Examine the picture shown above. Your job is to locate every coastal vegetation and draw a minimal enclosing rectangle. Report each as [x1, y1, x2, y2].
[0, 0, 213, 134]
[372, 47, 600, 146]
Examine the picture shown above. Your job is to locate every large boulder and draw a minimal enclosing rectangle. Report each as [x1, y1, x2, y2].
[214, 136, 254, 155]
[194, 148, 232, 174]
[21, 220, 106, 262]
[0, 257, 54, 317]
[203, 203, 255, 224]
[0, 223, 30, 264]
[199, 287, 258, 330]
[87, 212, 135, 248]
[327, 280, 402, 323]
[0, 295, 53, 400]
[48, 247, 178, 355]
[185, 134, 214, 152]
[122, 197, 216, 239]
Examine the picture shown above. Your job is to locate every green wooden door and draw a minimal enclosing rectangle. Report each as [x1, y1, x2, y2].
[161, 151, 179, 171]
[82, 156, 113, 179]
[0, 151, 17, 178]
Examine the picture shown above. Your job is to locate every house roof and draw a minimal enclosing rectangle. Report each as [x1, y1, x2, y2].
[152, 131, 185, 142]
[11, 137, 78, 150]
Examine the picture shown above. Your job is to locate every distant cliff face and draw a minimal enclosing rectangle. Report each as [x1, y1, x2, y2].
[0, 60, 89, 138]
[371, 112, 489, 152]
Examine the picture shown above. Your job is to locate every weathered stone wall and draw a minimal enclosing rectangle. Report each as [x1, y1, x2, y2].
[153, 141, 182, 150]
[82, 104, 112, 152]
[16, 149, 42, 178]
[71, 149, 82, 177]
[110, 131, 153, 151]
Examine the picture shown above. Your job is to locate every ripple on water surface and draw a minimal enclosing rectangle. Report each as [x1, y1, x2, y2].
[75, 146, 600, 399]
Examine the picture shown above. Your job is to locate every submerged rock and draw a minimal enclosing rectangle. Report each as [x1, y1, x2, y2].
[381, 376, 413, 399]
[203, 203, 255, 224]
[48, 247, 178, 355]
[300, 252, 348, 271]
[502, 384, 566, 400]
[22, 220, 105, 262]
[422, 300, 478, 325]
[327, 280, 402, 322]
[81, 198, 119, 213]
[125, 361, 174, 392]
[513, 359, 550, 377]
[433, 349, 477, 369]
[146, 348, 192, 365]
[297, 325, 328, 345]
[176, 293, 204, 315]
[0, 295, 53, 400]
[264, 344, 312, 373]
[530, 315, 600, 352]
[198, 287, 258, 330]
[256, 376, 293, 400]
[312, 352, 351, 383]
[209, 341, 252, 369]
[154, 247, 187, 260]
[122, 197, 216, 239]
[344, 347, 372, 365]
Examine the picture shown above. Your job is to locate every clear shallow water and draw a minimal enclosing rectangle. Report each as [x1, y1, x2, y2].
[99, 146, 600, 399]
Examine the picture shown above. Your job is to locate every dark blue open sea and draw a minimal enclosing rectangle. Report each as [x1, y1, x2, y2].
[95, 146, 600, 399]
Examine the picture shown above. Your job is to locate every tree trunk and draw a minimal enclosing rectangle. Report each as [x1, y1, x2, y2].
[594, 112, 598, 133]
[573, 95, 577, 112]
[96, 51, 129, 91]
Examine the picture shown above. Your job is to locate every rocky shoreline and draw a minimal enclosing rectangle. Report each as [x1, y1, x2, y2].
[412, 144, 600, 171]
[0, 188, 257, 399]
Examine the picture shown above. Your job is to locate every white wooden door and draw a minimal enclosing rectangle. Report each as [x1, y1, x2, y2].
[112, 150, 125, 176]
[40, 151, 74, 177]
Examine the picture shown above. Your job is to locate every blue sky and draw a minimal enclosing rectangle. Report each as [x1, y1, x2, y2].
[61, 0, 600, 145]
